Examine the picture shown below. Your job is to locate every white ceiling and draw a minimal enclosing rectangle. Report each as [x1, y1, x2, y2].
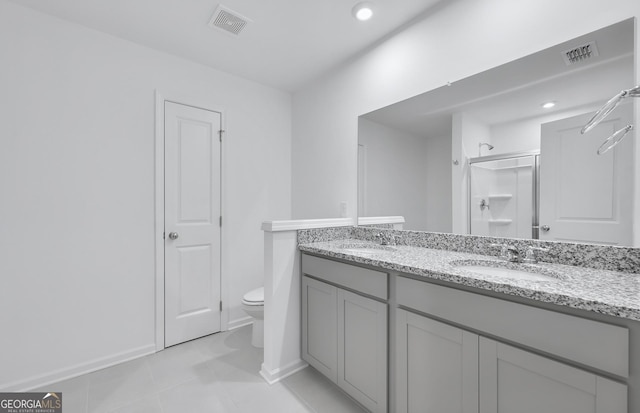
[9, 0, 446, 92]
[363, 18, 635, 137]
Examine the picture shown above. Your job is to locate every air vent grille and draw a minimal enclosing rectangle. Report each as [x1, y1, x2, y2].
[208, 5, 251, 35]
[562, 41, 599, 65]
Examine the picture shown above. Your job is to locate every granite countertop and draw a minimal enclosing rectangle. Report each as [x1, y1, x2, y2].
[299, 239, 640, 322]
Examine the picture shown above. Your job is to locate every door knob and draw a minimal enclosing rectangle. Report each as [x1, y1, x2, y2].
[168, 232, 179, 240]
[541, 225, 550, 232]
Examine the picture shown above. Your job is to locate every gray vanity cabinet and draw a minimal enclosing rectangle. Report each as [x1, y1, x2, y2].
[397, 307, 627, 413]
[337, 288, 387, 413]
[396, 276, 628, 413]
[302, 254, 629, 413]
[479, 337, 627, 413]
[301, 254, 388, 413]
[301, 275, 338, 380]
[396, 309, 478, 413]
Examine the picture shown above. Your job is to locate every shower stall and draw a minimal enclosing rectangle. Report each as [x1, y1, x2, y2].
[468, 151, 540, 239]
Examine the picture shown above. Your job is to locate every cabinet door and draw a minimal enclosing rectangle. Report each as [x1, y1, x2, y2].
[302, 276, 338, 382]
[479, 337, 627, 413]
[396, 309, 479, 413]
[338, 289, 388, 413]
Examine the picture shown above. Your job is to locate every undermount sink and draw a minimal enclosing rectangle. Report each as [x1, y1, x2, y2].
[336, 243, 396, 255]
[451, 260, 562, 282]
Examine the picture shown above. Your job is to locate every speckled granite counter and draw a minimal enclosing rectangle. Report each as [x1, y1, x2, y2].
[299, 239, 640, 322]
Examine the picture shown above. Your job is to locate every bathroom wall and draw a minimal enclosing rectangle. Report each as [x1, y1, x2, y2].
[425, 135, 452, 232]
[0, 1, 291, 390]
[358, 118, 429, 230]
[452, 112, 492, 233]
[291, 0, 640, 244]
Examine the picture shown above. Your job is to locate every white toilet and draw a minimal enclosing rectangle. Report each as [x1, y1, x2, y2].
[242, 287, 264, 348]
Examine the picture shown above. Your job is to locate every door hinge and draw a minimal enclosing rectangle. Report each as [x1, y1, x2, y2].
[219, 301, 223, 312]
[218, 129, 225, 142]
[162, 232, 165, 240]
[219, 216, 222, 227]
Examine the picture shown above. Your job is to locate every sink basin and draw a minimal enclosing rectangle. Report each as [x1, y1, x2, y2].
[451, 260, 562, 282]
[336, 243, 396, 255]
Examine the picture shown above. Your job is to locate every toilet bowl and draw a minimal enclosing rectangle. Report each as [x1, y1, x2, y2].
[242, 287, 264, 348]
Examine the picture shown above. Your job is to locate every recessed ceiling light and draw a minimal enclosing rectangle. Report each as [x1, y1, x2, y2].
[542, 101, 556, 109]
[352, 2, 374, 21]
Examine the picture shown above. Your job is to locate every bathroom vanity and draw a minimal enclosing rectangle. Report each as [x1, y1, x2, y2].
[302, 254, 388, 413]
[289, 17, 640, 413]
[298, 234, 640, 413]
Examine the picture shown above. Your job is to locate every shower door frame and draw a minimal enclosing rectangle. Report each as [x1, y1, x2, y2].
[467, 150, 540, 239]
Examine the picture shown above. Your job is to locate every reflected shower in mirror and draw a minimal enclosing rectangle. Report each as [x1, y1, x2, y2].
[357, 18, 636, 246]
[469, 153, 537, 239]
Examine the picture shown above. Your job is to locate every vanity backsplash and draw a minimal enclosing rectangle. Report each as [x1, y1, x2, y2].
[298, 226, 640, 274]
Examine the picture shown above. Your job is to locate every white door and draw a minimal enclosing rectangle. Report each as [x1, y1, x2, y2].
[539, 104, 633, 244]
[164, 101, 222, 347]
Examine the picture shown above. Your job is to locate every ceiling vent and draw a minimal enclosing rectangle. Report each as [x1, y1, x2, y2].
[562, 41, 599, 65]
[208, 5, 251, 35]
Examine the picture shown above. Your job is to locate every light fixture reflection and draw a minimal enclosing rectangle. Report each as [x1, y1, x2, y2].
[542, 101, 555, 109]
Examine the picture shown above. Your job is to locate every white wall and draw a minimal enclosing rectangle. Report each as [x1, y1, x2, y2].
[452, 112, 492, 233]
[460, 113, 492, 160]
[358, 119, 429, 230]
[425, 135, 452, 232]
[291, 0, 640, 234]
[0, 1, 291, 390]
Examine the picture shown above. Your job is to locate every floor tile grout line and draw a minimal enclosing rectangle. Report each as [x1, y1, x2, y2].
[157, 393, 166, 413]
[281, 383, 320, 413]
[144, 353, 177, 413]
[142, 355, 160, 391]
[84, 384, 89, 413]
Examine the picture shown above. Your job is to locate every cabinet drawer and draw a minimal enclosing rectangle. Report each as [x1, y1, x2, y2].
[302, 254, 388, 300]
[397, 276, 629, 378]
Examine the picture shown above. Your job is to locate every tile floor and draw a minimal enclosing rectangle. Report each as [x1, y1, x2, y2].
[34, 326, 367, 413]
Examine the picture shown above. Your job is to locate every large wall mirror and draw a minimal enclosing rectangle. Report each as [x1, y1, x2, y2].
[358, 18, 636, 246]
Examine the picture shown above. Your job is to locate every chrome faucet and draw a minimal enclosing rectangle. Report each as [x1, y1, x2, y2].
[375, 232, 396, 246]
[491, 243, 520, 262]
[523, 246, 549, 264]
[491, 243, 549, 263]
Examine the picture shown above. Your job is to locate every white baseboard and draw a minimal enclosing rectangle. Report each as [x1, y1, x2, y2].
[260, 359, 308, 385]
[227, 315, 253, 331]
[1, 344, 156, 392]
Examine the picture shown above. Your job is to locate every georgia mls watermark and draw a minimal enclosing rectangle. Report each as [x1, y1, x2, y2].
[0, 393, 62, 413]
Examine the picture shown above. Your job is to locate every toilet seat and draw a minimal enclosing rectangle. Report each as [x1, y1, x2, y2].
[241, 286, 264, 348]
[242, 287, 264, 306]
